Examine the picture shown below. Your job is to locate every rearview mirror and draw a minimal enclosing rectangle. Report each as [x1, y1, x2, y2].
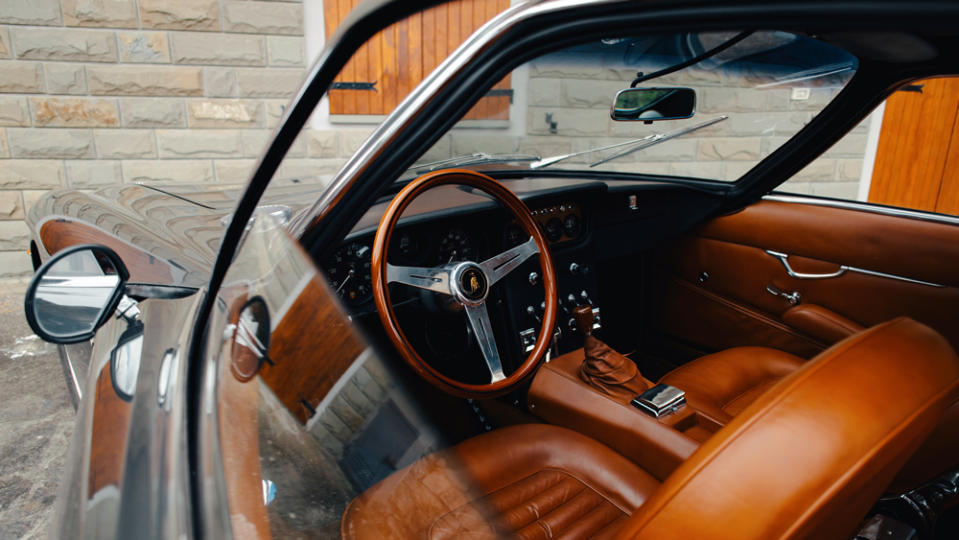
[611, 87, 696, 122]
[25, 244, 129, 344]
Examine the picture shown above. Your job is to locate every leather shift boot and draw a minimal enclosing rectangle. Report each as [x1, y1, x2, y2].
[579, 335, 651, 401]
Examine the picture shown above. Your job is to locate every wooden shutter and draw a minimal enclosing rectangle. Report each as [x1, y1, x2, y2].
[869, 78, 959, 214]
[324, 0, 511, 120]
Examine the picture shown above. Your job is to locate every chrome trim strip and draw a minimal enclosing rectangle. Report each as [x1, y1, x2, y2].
[847, 266, 946, 288]
[764, 194, 959, 227]
[765, 249, 945, 288]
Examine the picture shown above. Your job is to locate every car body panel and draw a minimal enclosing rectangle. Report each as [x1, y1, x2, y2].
[52, 292, 200, 539]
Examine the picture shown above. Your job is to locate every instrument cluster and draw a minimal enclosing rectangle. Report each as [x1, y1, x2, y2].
[506, 202, 584, 247]
[323, 225, 481, 306]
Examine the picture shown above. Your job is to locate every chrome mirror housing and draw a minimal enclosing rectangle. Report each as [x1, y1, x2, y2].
[25, 244, 130, 344]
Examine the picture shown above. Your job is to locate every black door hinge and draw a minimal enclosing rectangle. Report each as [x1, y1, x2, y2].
[331, 81, 377, 91]
[486, 88, 514, 103]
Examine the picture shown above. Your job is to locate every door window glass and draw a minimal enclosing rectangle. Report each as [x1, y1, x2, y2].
[778, 76, 959, 216]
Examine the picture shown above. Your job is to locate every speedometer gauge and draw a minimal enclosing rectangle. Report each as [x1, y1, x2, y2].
[326, 242, 373, 306]
[438, 228, 474, 263]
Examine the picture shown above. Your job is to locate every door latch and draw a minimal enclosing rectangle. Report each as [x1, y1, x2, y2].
[766, 284, 801, 305]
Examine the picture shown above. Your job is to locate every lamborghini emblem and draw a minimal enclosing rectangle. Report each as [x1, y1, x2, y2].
[459, 267, 488, 301]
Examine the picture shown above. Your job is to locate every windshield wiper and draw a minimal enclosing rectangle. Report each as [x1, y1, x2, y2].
[412, 152, 541, 173]
[589, 115, 728, 167]
[530, 115, 728, 170]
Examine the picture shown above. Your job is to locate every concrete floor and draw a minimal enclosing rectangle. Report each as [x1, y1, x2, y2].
[0, 280, 74, 540]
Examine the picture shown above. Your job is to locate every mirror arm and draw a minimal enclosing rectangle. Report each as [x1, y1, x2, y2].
[630, 30, 754, 87]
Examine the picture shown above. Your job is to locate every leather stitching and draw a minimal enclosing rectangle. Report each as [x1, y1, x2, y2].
[428, 468, 630, 539]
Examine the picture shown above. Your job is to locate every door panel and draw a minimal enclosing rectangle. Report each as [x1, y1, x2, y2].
[649, 199, 959, 357]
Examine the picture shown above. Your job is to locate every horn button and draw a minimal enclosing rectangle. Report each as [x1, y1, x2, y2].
[452, 263, 489, 305]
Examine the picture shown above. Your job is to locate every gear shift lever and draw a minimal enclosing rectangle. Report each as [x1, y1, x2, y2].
[575, 304, 651, 401]
[573, 304, 594, 337]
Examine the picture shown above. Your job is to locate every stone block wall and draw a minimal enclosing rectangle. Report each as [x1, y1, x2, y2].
[0, 0, 366, 277]
[427, 61, 874, 198]
[0, 3, 876, 278]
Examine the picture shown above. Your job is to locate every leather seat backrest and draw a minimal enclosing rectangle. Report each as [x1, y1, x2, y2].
[617, 317, 959, 540]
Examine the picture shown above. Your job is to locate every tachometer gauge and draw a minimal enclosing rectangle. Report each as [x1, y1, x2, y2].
[438, 228, 474, 263]
[326, 242, 373, 306]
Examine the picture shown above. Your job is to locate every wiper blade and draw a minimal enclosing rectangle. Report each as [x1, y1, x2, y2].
[588, 115, 728, 167]
[529, 136, 657, 170]
[412, 152, 541, 173]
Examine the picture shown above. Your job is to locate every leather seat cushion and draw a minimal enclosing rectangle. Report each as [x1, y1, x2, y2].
[341, 424, 660, 540]
[659, 346, 804, 424]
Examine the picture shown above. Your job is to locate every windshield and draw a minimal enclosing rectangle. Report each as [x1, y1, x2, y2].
[409, 30, 858, 182]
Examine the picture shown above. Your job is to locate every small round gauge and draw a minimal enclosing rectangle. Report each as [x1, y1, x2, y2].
[326, 242, 372, 306]
[438, 228, 475, 263]
[505, 223, 527, 247]
[393, 231, 422, 263]
[563, 213, 582, 238]
[544, 218, 564, 243]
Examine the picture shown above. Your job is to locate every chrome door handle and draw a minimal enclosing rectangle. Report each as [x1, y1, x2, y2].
[765, 250, 847, 280]
[766, 284, 801, 305]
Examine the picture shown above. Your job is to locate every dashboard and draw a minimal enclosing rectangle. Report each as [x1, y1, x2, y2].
[318, 176, 719, 384]
[323, 199, 586, 309]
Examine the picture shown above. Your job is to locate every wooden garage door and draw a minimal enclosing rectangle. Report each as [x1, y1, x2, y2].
[869, 77, 959, 214]
[324, 0, 511, 120]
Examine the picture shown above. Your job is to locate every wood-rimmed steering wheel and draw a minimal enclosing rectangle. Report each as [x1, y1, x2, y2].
[371, 169, 558, 398]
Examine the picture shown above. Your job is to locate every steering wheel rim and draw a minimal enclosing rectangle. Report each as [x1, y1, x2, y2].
[371, 169, 558, 398]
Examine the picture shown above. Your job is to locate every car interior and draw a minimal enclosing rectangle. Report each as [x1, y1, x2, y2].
[209, 11, 959, 540]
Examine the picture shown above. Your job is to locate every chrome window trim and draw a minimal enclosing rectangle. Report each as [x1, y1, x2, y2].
[764, 194, 959, 227]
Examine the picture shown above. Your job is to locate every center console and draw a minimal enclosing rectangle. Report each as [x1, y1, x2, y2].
[526, 309, 721, 481]
[502, 199, 603, 361]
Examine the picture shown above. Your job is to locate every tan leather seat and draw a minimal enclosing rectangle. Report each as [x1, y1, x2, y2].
[342, 318, 959, 539]
[341, 424, 661, 539]
[659, 346, 805, 424]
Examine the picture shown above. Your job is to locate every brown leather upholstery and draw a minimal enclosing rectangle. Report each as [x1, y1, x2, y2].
[529, 350, 699, 481]
[341, 424, 660, 540]
[659, 346, 805, 424]
[782, 304, 865, 344]
[343, 318, 959, 540]
[618, 318, 959, 539]
[580, 335, 653, 401]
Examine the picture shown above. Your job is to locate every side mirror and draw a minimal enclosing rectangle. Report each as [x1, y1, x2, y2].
[611, 87, 696, 122]
[25, 244, 130, 344]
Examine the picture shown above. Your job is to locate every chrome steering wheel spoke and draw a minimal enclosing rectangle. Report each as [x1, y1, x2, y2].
[464, 303, 506, 383]
[479, 237, 539, 286]
[386, 263, 454, 295]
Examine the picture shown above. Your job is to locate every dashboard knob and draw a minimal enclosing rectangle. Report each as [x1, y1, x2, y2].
[528, 271, 539, 286]
[566, 293, 577, 305]
[569, 262, 580, 275]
